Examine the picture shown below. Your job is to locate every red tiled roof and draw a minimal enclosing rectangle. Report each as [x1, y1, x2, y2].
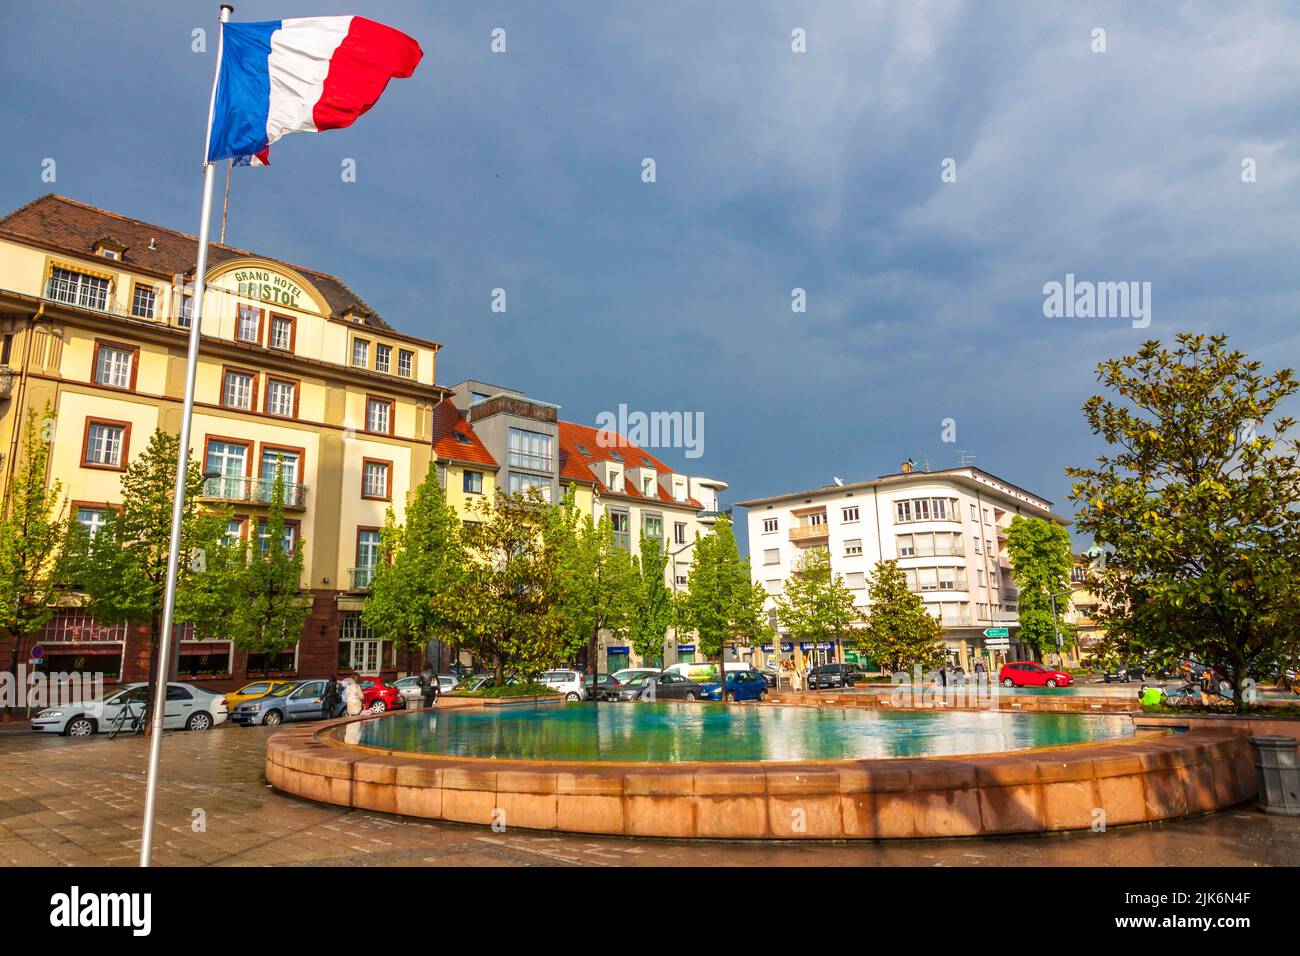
[0, 194, 402, 334]
[557, 420, 702, 508]
[431, 400, 497, 468]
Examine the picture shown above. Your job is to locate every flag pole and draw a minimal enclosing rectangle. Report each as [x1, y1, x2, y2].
[139, 1, 233, 868]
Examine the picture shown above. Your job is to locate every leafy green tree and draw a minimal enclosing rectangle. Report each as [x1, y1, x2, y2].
[0, 408, 68, 712]
[629, 534, 673, 669]
[458, 489, 567, 685]
[1005, 515, 1075, 661]
[552, 494, 639, 688]
[363, 462, 467, 667]
[68, 430, 227, 693]
[188, 467, 309, 665]
[775, 546, 863, 665]
[855, 560, 946, 673]
[678, 515, 770, 702]
[1067, 333, 1300, 711]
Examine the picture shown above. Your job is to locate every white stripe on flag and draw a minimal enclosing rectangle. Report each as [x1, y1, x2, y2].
[265, 16, 354, 145]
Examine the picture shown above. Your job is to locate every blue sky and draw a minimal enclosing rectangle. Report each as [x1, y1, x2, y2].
[2, 1, 1298, 544]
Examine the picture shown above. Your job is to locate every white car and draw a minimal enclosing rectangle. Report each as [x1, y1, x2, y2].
[393, 674, 460, 704]
[539, 669, 587, 700]
[32, 682, 229, 736]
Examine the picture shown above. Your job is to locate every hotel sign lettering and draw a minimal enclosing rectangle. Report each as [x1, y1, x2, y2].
[232, 269, 308, 310]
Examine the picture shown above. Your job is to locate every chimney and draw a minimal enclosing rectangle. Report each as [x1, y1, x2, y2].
[900, 459, 914, 474]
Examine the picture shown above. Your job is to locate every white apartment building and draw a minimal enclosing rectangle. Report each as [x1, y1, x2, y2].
[736, 465, 1070, 671]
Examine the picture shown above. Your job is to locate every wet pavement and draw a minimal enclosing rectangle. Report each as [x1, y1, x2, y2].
[0, 725, 1296, 867]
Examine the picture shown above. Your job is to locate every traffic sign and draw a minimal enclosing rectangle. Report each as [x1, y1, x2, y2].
[983, 627, 1009, 638]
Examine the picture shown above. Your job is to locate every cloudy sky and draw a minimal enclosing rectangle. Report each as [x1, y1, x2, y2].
[2, 1, 1297, 544]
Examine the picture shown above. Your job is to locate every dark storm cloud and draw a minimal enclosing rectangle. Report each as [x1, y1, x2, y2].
[2, 0, 1298, 544]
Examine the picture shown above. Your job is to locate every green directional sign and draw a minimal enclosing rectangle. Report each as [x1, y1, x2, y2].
[983, 627, 1009, 638]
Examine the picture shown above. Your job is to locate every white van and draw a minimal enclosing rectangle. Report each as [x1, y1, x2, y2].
[664, 661, 748, 684]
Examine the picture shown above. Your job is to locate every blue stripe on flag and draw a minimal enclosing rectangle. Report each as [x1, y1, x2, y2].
[207, 20, 280, 163]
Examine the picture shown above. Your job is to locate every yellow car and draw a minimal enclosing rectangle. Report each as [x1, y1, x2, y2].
[225, 679, 297, 712]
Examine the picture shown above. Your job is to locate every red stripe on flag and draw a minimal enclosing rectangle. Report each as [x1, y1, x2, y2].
[313, 17, 423, 133]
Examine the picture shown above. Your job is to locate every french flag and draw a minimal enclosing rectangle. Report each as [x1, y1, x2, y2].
[208, 16, 422, 163]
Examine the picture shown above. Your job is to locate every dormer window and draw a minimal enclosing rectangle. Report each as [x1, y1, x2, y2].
[93, 238, 126, 260]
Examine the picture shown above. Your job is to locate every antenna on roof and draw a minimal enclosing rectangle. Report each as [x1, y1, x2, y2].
[832, 476, 844, 486]
[957, 450, 976, 467]
[922, 454, 930, 473]
[147, 238, 157, 251]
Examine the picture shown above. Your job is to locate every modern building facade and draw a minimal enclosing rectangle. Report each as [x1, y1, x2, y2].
[736, 465, 1071, 671]
[0, 194, 445, 691]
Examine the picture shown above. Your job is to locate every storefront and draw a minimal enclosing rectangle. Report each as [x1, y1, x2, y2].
[606, 645, 631, 673]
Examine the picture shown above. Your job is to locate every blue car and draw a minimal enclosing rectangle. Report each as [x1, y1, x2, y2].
[701, 670, 768, 702]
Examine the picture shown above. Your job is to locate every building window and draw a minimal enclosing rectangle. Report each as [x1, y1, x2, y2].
[130, 284, 156, 319]
[178, 294, 194, 328]
[352, 338, 369, 368]
[809, 511, 827, 526]
[895, 497, 959, 524]
[260, 447, 300, 487]
[845, 571, 866, 590]
[83, 420, 128, 469]
[508, 472, 550, 501]
[762, 517, 779, 534]
[75, 506, 111, 538]
[507, 427, 553, 470]
[609, 510, 630, 550]
[225, 518, 245, 543]
[674, 521, 687, 545]
[842, 506, 859, 523]
[222, 369, 256, 410]
[375, 344, 392, 374]
[763, 548, 780, 565]
[365, 396, 393, 434]
[643, 515, 663, 540]
[974, 536, 982, 554]
[362, 459, 391, 500]
[844, 539, 863, 557]
[397, 348, 414, 378]
[206, 439, 249, 479]
[356, 528, 382, 570]
[256, 518, 296, 555]
[970, 503, 978, 521]
[93, 342, 135, 390]
[463, 470, 484, 494]
[269, 314, 294, 351]
[236, 304, 261, 343]
[265, 378, 296, 418]
[46, 267, 110, 311]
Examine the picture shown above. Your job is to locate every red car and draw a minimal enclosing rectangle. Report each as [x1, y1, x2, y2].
[354, 676, 405, 712]
[999, 662, 1073, 688]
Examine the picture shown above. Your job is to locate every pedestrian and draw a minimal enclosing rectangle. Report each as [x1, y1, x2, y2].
[344, 676, 364, 717]
[321, 675, 341, 719]
[419, 662, 439, 709]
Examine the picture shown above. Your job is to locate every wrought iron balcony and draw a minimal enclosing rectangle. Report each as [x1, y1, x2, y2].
[201, 475, 308, 510]
[349, 566, 377, 591]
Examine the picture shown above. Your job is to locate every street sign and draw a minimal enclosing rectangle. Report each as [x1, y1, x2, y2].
[983, 628, 1009, 638]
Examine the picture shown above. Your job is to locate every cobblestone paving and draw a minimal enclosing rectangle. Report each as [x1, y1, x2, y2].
[0, 726, 1296, 867]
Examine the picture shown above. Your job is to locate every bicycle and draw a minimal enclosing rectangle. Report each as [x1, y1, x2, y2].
[108, 699, 147, 738]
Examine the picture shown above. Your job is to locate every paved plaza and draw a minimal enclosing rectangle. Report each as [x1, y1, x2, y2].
[0, 725, 1296, 867]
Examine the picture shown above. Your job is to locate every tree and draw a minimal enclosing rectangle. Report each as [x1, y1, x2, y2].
[854, 560, 946, 674]
[363, 462, 467, 668]
[775, 546, 864, 666]
[678, 515, 770, 703]
[629, 534, 673, 669]
[458, 489, 567, 685]
[1067, 333, 1300, 711]
[188, 467, 309, 668]
[1005, 515, 1075, 662]
[0, 408, 68, 715]
[552, 494, 639, 691]
[68, 430, 227, 699]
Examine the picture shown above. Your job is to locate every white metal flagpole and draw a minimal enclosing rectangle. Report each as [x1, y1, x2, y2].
[139, 1, 234, 868]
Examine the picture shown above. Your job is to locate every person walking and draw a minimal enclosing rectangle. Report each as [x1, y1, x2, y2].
[419, 663, 439, 709]
[320, 676, 341, 719]
[344, 676, 364, 717]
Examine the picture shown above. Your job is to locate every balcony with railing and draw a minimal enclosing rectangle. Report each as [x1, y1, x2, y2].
[201, 476, 308, 510]
[349, 566, 377, 591]
[789, 521, 829, 545]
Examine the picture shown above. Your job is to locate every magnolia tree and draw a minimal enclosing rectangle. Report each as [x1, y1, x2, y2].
[1067, 333, 1300, 711]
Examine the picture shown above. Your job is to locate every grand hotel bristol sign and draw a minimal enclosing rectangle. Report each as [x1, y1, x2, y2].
[231, 268, 309, 311]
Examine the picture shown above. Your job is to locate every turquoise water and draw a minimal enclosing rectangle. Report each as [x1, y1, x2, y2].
[351, 702, 1135, 762]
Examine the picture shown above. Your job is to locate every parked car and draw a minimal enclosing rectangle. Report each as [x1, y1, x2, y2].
[538, 669, 587, 700]
[663, 661, 748, 684]
[604, 671, 705, 702]
[755, 666, 779, 688]
[584, 673, 621, 698]
[845, 664, 872, 683]
[1102, 664, 1145, 683]
[231, 679, 327, 726]
[32, 682, 229, 736]
[700, 670, 769, 702]
[611, 667, 663, 685]
[807, 663, 857, 689]
[999, 662, 1073, 688]
[354, 676, 404, 712]
[225, 679, 297, 712]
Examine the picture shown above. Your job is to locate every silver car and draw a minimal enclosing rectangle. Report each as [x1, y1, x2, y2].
[32, 682, 229, 736]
